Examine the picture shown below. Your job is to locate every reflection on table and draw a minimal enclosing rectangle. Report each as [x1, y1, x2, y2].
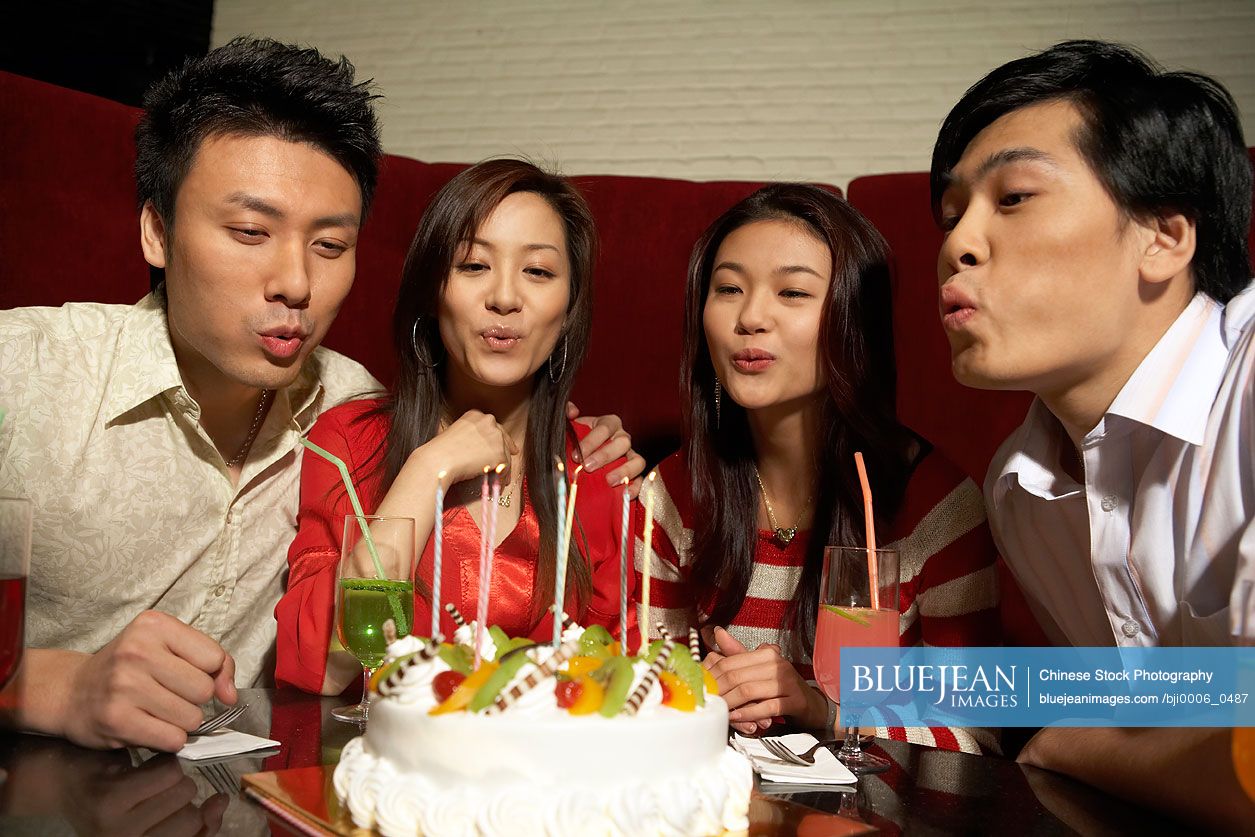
[0, 688, 1192, 836]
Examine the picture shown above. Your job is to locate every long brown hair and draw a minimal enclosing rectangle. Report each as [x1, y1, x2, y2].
[681, 184, 918, 658]
[368, 159, 598, 622]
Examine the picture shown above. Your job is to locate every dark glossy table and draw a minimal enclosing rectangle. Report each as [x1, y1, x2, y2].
[0, 688, 1189, 835]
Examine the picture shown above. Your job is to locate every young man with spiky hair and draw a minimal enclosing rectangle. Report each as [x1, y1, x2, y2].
[932, 40, 1253, 826]
[0, 37, 385, 751]
[0, 37, 642, 752]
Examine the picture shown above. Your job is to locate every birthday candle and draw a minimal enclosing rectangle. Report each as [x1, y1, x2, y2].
[639, 470, 658, 655]
[432, 470, 447, 638]
[618, 477, 630, 651]
[553, 460, 567, 646]
[479, 463, 505, 659]
[474, 466, 491, 667]
[556, 464, 582, 639]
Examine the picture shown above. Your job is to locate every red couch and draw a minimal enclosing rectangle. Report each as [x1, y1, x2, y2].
[4, 71, 1253, 645]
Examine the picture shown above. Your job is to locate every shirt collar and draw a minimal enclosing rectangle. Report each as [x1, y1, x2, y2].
[1105, 293, 1230, 446]
[102, 292, 185, 423]
[990, 398, 1081, 505]
[103, 292, 329, 431]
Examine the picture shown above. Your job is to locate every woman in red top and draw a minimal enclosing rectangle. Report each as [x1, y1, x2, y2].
[277, 160, 637, 694]
[637, 185, 1001, 753]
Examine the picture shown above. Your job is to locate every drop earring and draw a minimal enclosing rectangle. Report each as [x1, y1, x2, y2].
[714, 378, 722, 429]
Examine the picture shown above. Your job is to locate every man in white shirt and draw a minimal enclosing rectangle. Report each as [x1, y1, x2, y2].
[0, 37, 639, 754]
[930, 40, 1253, 827]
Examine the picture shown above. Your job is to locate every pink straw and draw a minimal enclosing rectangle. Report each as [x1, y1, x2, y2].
[853, 452, 880, 610]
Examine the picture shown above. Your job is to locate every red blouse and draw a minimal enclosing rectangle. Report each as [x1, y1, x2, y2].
[275, 399, 635, 693]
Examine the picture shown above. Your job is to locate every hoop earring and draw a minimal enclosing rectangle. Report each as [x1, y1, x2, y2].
[714, 378, 722, 429]
[411, 318, 438, 370]
[548, 336, 568, 384]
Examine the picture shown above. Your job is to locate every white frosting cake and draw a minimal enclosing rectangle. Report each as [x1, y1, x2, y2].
[334, 626, 753, 836]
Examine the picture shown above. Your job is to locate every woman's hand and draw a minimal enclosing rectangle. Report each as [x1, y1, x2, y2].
[702, 626, 828, 735]
[565, 402, 645, 495]
[410, 409, 519, 485]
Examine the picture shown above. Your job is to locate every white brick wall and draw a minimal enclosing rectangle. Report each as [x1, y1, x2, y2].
[212, 0, 1255, 190]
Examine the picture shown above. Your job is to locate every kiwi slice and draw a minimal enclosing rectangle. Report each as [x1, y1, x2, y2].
[438, 642, 473, 675]
[468, 649, 532, 712]
[640, 638, 665, 663]
[488, 625, 511, 657]
[578, 624, 613, 655]
[669, 647, 707, 707]
[598, 657, 635, 717]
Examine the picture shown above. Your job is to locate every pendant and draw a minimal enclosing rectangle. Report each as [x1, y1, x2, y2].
[774, 527, 797, 545]
[498, 492, 512, 509]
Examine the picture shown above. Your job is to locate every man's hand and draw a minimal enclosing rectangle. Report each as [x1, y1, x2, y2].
[566, 402, 646, 495]
[701, 626, 827, 735]
[58, 611, 237, 751]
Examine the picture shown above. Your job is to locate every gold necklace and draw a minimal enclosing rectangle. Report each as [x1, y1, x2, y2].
[753, 466, 811, 546]
[225, 390, 272, 468]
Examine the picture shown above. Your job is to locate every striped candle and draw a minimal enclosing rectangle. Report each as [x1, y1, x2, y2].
[553, 460, 567, 646]
[474, 466, 491, 667]
[618, 478, 630, 651]
[432, 470, 447, 638]
[638, 470, 658, 655]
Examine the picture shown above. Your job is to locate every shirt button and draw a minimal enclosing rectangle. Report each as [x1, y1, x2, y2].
[1101, 495, 1118, 512]
[213, 584, 227, 598]
[1121, 620, 1140, 638]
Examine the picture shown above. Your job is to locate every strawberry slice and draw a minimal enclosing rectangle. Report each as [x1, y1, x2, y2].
[432, 670, 466, 703]
[555, 679, 583, 709]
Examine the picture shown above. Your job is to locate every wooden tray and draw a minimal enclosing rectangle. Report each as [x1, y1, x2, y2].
[242, 765, 877, 836]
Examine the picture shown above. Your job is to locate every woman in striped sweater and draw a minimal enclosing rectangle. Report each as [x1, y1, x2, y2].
[635, 184, 1001, 754]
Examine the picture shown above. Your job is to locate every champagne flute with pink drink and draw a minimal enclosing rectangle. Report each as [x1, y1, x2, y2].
[0, 496, 33, 690]
[813, 545, 899, 775]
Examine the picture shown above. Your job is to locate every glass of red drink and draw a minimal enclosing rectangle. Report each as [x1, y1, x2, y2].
[0, 495, 33, 690]
[814, 545, 899, 775]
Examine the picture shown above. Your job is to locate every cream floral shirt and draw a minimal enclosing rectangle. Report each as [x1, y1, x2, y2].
[0, 294, 381, 686]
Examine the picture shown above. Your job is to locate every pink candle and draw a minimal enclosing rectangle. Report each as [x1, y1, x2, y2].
[474, 466, 491, 667]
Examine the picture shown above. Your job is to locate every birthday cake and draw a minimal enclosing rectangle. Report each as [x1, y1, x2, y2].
[333, 612, 753, 836]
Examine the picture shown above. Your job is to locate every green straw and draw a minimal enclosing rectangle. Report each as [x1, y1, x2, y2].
[300, 438, 410, 637]
[300, 438, 386, 579]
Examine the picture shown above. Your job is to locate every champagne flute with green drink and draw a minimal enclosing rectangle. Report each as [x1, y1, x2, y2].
[333, 515, 416, 723]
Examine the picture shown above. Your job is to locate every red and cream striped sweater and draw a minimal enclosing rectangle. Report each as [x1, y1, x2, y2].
[634, 445, 1002, 755]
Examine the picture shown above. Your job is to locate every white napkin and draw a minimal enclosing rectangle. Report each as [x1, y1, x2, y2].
[177, 728, 281, 761]
[732, 732, 856, 785]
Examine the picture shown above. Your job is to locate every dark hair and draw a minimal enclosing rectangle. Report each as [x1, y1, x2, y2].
[931, 39, 1251, 303]
[682, 184, 917, 658]
[135, 36, 382, 291]
[373, 158, 597, 622]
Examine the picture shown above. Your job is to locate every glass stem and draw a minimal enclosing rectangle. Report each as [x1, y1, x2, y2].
[358, 668, 374, 721]
[839, 718, 863, 762]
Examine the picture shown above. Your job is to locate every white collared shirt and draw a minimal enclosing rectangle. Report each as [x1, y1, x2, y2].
[0, 294, 381, 685]
[985, 285, 1255, 647]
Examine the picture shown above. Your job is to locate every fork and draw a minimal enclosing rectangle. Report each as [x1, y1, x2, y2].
[196, 761, 238, 796]
[190, 703, 249, 737]
[760, 736, 842, 765]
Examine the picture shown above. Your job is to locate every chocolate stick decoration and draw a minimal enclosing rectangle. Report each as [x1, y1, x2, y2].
[688, 627, 701, 663]
[444, 602, 468, 631]
[486, 640, 578, 714]
[377, 634, 444, 696]
[624, 639, 675, 716]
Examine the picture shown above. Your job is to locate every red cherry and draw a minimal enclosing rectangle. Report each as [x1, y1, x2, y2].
[432, 670, 466, 703]
[554, 679, 584, 709]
